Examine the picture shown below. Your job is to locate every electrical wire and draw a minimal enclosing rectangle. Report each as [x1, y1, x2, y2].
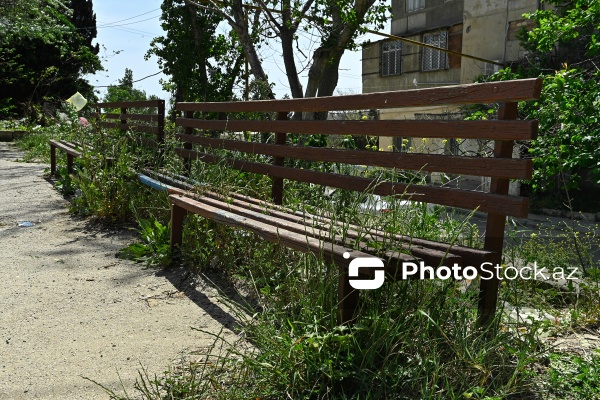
[92, 71, 162, 88]
[96, 8, 160, 27]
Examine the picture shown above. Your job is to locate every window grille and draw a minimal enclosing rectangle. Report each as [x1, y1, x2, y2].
[381, 41, 402, 76]
[422, 31, 448, 71]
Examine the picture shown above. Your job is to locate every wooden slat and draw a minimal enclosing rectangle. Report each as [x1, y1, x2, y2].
[176, 148, 530, 217]
[96, 113, 160, 122]
[49, 140, 81, 157]
[176, 78, 542, 113]
[147, 171, 495, 266]
[168, 187, 463, 267]
[176, 118, 537, 141]
[169, 194, 377, 269]
[99, 122, 160, 134]
[92, 100, 164, 109]
[176, 134, 533, 179]
[196, 189, 497, 265]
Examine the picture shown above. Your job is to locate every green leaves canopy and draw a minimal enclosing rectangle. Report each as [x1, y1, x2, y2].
[0, 0, 102, 119]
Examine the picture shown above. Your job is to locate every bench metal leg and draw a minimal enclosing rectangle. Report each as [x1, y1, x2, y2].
[50, 145, 56, 175]
[338, 264, 359, 325]
[170, 204, 188, 253]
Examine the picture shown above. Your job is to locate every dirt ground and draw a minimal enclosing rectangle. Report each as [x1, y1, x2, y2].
[0, 142, 236, 399]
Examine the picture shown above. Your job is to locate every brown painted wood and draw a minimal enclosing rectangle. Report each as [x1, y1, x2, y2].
[92, 99, 164, 109]
[176, 148, 530, 217]
[157, 100, 165, 145]
[50, 144, 56, 175]
[49, 140, 81, 157]
[478, 102, 518, 327]
[223, 191, 497, 266]
[170, 204, 188, 252]
[177, 134, 533, 179]
[158, 179, 490, 269]
[272, 112, 288, 204]
[94, 113, 161, 122]
[169, 193, 387, 324]
[169, 193, 374, 265]
[176, 78, 542, 112]
[176, 118, 537, 141]
[174, 190, 458, 267]
[338, 265, 359, 324]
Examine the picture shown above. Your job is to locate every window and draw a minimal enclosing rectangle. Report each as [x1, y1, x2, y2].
[381, 41, 402, 76]
[422, 31, 448, 71]
[407, 0, 425, 12]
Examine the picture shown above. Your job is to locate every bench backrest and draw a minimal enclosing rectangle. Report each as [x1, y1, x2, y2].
[173, 78, 541, 220]
[91, 99, 166, 148]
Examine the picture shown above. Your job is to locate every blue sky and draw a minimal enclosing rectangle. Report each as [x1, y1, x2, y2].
[86, 0, 384, 102]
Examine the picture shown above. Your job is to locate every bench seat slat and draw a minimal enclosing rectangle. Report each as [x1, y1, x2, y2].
[142, 171, 494, 267]
[168, 187, 462, 267]
[170, 194, 380, 270]
[197, 189, 496, 266]
[176, 119, 537, 141]
[176, 78, 542, 113]
[177, 134, 533, 179]
[49, 140, 81, 157]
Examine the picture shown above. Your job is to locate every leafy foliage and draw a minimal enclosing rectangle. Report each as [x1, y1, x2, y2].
[146, 0, 244, 105]
[472, 1, 600, 192]
[119, 218, 171, 267]
[0, 0, 102, 120]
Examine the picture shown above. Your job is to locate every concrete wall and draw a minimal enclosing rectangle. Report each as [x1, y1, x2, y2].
[392, 0, 464, 35]
[460, 0, 538, 82]
[362, 23, 463, 94]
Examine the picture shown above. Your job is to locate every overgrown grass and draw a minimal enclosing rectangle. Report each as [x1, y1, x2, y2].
[14, 119, 600, 399]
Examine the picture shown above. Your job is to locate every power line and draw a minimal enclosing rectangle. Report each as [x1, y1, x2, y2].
[92, 71, 163, 88]
[96, 8, 160, 27]
[98, 14, 160, 28]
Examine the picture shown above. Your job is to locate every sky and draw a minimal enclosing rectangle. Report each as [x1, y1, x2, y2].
[86, 0, 387, 103]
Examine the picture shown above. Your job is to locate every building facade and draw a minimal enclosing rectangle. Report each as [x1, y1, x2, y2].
[361, 0, 539, 192]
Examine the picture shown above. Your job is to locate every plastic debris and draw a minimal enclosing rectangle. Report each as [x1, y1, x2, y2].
[65, 92, 87, 111]
[18, 221, 35, 227]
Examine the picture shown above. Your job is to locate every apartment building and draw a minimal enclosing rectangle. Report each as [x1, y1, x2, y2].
[362, 0, 539, 192]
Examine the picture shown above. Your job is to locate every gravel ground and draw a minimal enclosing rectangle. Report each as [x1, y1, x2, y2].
[0, 142, 235, 399]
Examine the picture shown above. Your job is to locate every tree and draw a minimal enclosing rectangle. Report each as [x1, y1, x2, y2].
[518, 0, 600, 190]
[0, 0, 102, 120]
[475, 1, 600, 193]
[146, 0, 245, 108]
[188, 0, 388, 104]
[104, 69, 150, 103]
[69, 0, 100, 56]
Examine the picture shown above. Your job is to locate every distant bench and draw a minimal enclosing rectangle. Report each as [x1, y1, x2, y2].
[152, 79, 542, 324]
[49, 99, 165, 175]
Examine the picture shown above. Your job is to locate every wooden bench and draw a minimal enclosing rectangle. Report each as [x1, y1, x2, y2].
[49, 99, 165, 176]
[164, 78, 542, 325]
[49, 139, 81, 175]
[91, 99, 166, 149]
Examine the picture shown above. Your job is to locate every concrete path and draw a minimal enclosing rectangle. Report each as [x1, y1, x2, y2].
[0, 142, 234, 399]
